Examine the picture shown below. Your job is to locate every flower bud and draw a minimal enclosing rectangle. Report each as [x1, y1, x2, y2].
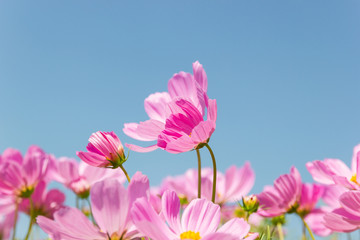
[242, 195, 259, 214]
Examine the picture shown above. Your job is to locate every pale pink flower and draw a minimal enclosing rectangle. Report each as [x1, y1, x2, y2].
[0, 146, 50, 198]
[124, 61, 210, 153]
[37, 172, 149, 240]
[323, 190, 360, 232]
[306, 144, 360, 190]
[131, 190, 258, 240]
[20, 181, 65, 219]
[160, 163, 254, 204]
[76, 131, 126, 168]
[52, 157, 125, 198]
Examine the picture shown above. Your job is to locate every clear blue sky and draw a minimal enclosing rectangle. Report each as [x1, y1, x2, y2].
[0, 1, 359, 238]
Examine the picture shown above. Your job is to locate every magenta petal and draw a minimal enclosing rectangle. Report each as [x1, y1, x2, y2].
[125, 143, 159, 153]
[217, 218, 250, 239]
[161, 190, 181, 233]
[1, 148, 23, 164]
[91, 178, 129, 235]
[144, 92, 171, 122]
[273, 174, 298, 208]
[181, 198, 220, 236]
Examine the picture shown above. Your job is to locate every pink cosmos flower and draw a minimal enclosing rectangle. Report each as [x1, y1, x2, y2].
[76, 131, 126, 168]
[323, 190, 360, 232]
[20, 181, 65, 219]
[37, 172, 149, 240]
[131, 190, 258, 240]
[52, 157, 125, 198]
[157, 98, 217, 153]
[306, 144, 360, 190]
[0, 146, 51, 198]
[161, 163, 254, 204]
[124, 61, 210, 153]
[257, 167, 302, 217]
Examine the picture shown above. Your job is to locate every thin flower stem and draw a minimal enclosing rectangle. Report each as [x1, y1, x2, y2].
[196, 149, 202, 199]
[205, 143, 217, 203]
[76, 196, 80, 209]
[11, 199, 19, 240]
[302, 217, 315, 240]
[86, 198, 96, 225]
[120, 164, 131, 183]
[277, 223, 284, 240]
[24, 198, 34, 240]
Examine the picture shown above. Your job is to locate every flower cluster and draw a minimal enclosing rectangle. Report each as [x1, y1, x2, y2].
[0, 62, 357, 240]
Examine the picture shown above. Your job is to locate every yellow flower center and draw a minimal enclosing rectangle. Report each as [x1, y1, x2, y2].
[351, 174, 359, 185]
[180, 231, 201, 240]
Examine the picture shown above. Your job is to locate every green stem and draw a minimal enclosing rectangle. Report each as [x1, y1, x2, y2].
[76, 196, 80, 209]
[302, 217, 315, 240]
[205, 143, 217, 203]
[24, 198, 34, 240]
[86, 198, 96, 225]
[277, 223, 284, 240]
[11, 199, 19, 240]
[196, 149, 202, 199]
[120, 164, 131, 183]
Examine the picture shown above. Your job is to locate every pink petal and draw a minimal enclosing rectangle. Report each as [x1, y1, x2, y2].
[223, 162, 255, 202]
[192, 61, 208, 93]
[181, 198, 220, 236]
[131, 198, 177, 240]
[90, 178, 129, 235]
[339, 191, 360, 217]
[165, 135, 195, 153]
[351, 144, 360, 173]
[76, 151, 108, 167]
[144, 92, 171, 122]
[190, 120, 216, 144]
[274, 174, 299, 209]
[123, 123, 155, 141]
[125, 143, 159, 153]
[79, 161, 125, 185]
[1, 148, 23, 164]
[57, 158, 80, 183]
[324, 208, 360, 232]
[136, 119, 165, 141]
[305, 209, 333, 237]
[207, 99, 217, 122]
[217, 218, 250, 239]
[201, 232, 240, 240]
[332, 175, 358, 190]
[161, 190, 181, 233]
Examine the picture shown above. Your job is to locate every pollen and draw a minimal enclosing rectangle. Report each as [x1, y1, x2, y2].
[180, 230, 201, 240]
[351, 174, 359, 185]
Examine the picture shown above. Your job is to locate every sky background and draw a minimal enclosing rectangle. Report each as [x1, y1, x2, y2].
[0, 1, 359, 239]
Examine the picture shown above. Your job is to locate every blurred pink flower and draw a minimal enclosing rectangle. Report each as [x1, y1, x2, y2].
[324, 190, 360, 232]
[306, 144, 360, 190]
[0, 146, 51, 199]
[20, 181, 65, 219]
[76, 131, 126, 168]
[124, 61, 210, 153]
[37, 172, 150, 239]
[52, 157, 125, 198]
[257, 167, 302, 217]
[131, 190, 258, 240]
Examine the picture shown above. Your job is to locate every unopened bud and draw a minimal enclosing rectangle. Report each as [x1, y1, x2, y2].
[242, 195, 259, 213]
